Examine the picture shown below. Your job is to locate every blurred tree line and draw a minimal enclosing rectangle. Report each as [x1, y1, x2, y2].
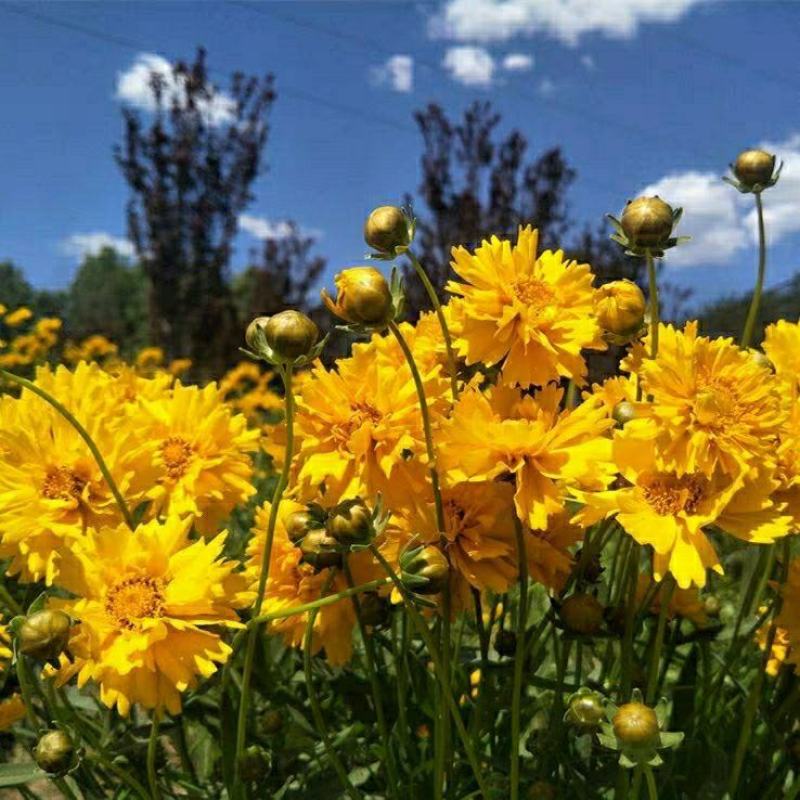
[7, 48, 754, 380]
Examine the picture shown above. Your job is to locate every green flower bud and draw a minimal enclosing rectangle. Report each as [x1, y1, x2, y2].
[299, 529, 342, 571]
[612, 701, 659, 749]
[559, 593, 604, 636]
[358, 591, 391, 628]
[245, 316, 270, 350]
[18, 609, 71, 661]
[566, 688, 606, 731]
[734, 149, 776, 190]
[400, 544, 450, 595]
[612, 400, 636, 427]
[238, 745, 272, 782]
[321, 267, 393, 327]
[263, 310, 320, 361]
[364, 205, 411, 255]
[285, 510, 315, 545]
[34, 730, 75, 775]
[621, 196, 675, 250]
[596, 280, 646, 340]
[326, 499, 373, 546]
[261, 709, 284, 735]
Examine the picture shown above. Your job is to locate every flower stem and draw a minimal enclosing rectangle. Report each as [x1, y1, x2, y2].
[646, 576, 674, 704]
[233, 365, 295, 793]
[741, 191, 767, 349]
[644, 766, 659, 800]
[0, 368, 135, 530]
[645, 251, 659, 358]
[303, 570, 362, 800]
[343, 559, 401, 800]
[406, 249, 459, 400]
[369, 545, 490, 799]
[147, 712, 162, 800]
[510, 516, 528, 800]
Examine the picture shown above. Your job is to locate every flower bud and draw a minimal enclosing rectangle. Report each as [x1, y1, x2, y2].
[749, 349, 773, 371]
[245, 316, 270, 350]
[358, 591, 390, 628]
[566, 689, 606, 731]
[321, 267, 393, 327]
[238, 745, 272, 782]
[559, 593, 604, 636]
[261, 709, 284, 735]
[734, 149, 776, 190]
[528, 781, 557, 800]
[575, 548, 604, 584]
[299, 529, 341, 570]
[18, 609, 71, 662]
[326, 499, 373, 546]
[34, 730, 75, 775]
[364, 206, 411, 255]
[596, 280, 646, 340]
[263, 310, 319, 361]
[612, 701, 659, 749]
[621, 196, 675, 250]
[494, 629, 517, 658]
[703, 594, 721, 619]
[400, 545, 450, 595]
[612, 400, 636, 427]
[285, 510, 315, 545]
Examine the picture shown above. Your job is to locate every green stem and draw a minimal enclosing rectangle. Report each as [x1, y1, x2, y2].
[0, 369, 134, 530]
[510, 517, 528, 800]
[741, 191, 766, 349]
[147, 712, 162, 800]
[0, 582, 21, 615]
[620, 544, 640, 700]
[234, 364, 294, 792]
[646, 251, 659, 357]
[644, 766, 659, 800]
[15, 656, 40, 731]
[343, 560, 400, 799]
[370, 545, 490, 799]
[407, 249, 459, 400]
[303, 570, 362, 800]
[646, 577, 674, 704]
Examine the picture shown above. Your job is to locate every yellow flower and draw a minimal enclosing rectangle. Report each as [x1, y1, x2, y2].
[220, 361, 283, 422]
[135, 346, 165, 373]
[626, 322, 784, 476]
[634, 576, 710, 628]
[775, 395, 800, 527]
[0, 617, 12, 669]
[168, 358, 193, 378]
[4, 307, 33, 327]
[132, 383, 259, 535]
[64, 334, 118, 364]
[0, 364, 156, 583]
[756, 621, 790, 677]
[48, 515, 246, 716]
[764, 318, 800, 388]
[574, 433, 791, 588]
[584, 375, 639, 416]
[438, 384, 615, 530]
[0, 694, 26, 731]
[292, 341, 450, 508]
[246, 499, 355, 665]
[446, 226, 605, 387]
[527, 511, 583, 592]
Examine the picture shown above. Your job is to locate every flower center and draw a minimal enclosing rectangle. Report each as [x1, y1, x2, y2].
[512, 279, 554, 314]
[42, 466, 87, 501]
[333, 402, 383, 444]
[641, 474, 708, 516]
[105, 576, 165, 629]
[693, 373, 744, 429]
[161, 437, 194, 478]
[444, 499, 470, 541]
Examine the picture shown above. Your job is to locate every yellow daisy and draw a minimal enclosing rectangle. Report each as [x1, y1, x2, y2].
[446, 225, 605, 387]
[48, 515, 246, 716]
[0, 694, 26, 731]
[438, 384, 615, 530]
[763, 318, 800, 387]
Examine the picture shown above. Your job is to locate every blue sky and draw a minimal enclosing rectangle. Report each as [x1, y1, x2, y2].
[1, 0, 799, 310]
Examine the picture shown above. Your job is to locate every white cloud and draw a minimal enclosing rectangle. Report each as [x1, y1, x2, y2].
[116, 53, 236, 126]
[638, 171, 747, 269]
[370, 55, 414, 93]
[239, 215, 322, 242]
[502, 53, 534, 72]
[61, 232, 135, 260]
[580, 54, 596, 70]
[430, 0, 705, 46]
[443, 46, 496, 87]
[637, 133, 800, 269]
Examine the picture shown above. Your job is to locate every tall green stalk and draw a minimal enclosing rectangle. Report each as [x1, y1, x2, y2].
[741, 191, 767, 349]
[234, 364, 295, 793]
[147, 712, 162, 800]
[646, 577, 674, 704]
[510, 516, 528, 800]
[645, 251, 659, 358]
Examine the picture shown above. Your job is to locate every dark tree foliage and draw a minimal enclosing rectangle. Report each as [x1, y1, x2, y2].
[234, 224, 325, 321]
[405, 101, 575, 313]
[115, 48, 275, 376]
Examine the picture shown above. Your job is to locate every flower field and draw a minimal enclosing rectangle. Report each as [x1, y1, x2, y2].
[1, 150, 799, 799]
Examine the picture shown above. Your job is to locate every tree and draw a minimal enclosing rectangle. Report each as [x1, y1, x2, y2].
[0, 261, 67, 320]
[115, 48, 275, 376]
[233, 223, 325, 322]
[64, 247, 148, 352]
[405, 101, 575, 313]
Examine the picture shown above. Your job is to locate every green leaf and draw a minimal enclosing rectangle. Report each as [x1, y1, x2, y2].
[0, 762, 47, 787]
[26, 591, 48, 615]
[185, 718, 221, 782]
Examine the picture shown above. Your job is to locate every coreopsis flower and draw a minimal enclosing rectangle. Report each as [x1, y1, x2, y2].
[134, 346, 165, 374]
[0, 695, 26, 731]
[775, 397, 800, 527]
[322, 266, 394, 327]
[4, 306, 33, 327]
[132, 382, 259, 535]
[292, 339, 450, 507]
[624, 322, 785, 477]
[527, 511, 584, 591]
[246, 499, 355, 665]
[0, 617, 12, 670]
[63, 334, 118, 365]
[47, 515, 247, 716]
[0, 363, 155, 583]
[764, 318, 800, 388]
[220, 362, 283, 421]
[767, 560, 800, 675]
[574, 433, 791, 588]
[756, 614, 791, 676]
[446, 225, 605, 388]
[438, 384, 615, 530]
